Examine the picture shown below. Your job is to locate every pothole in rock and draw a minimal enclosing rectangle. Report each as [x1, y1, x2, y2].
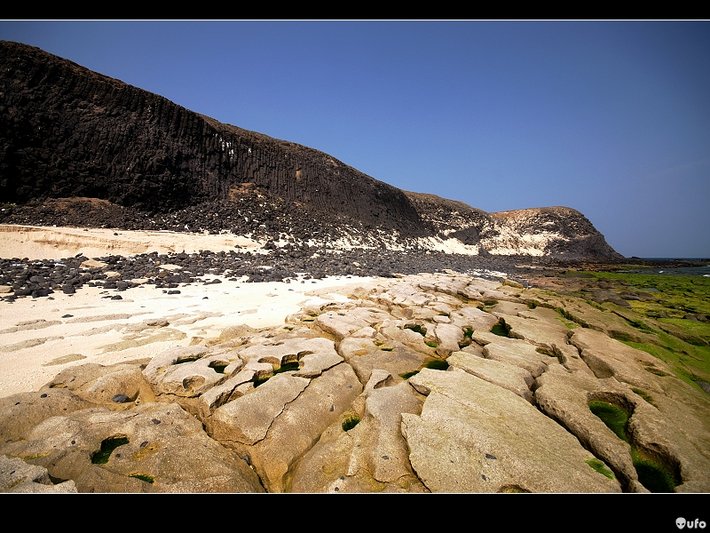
[404, 323, 427, 336]
[399, 358, 450, 380]
[342, 413, 360, 432]
[587, 395, 679, 492]
[458, 326, 474, 348]
[490, 319, 511, 338]
[209, 360, 229, 374]
[91, 435, 130, 464]
[588, 398, 630, 442]
[252, 359, 302, 387]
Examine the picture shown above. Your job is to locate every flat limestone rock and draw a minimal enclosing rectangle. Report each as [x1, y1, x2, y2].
[242, 363, 362, 492]
[339, 337, 429, 383]
[209, 373, 310, 446]
[480, 339, 550, 378]
[448, 305, 499, 332]
[0, 454, 77, 493]
[378, 322, 431, 350]
[535, 366, 639, 485]
[0, 389, 93, 443]
[143, 346, 234, 397]
[434, 323, 464, 353]
[0, 403, 263, 493]
[499, 311, 570, 347]
[401, 368, 621, 492]
[447, 351, 534, 402]
[239, 337, 342, 378]
[316, 307, 392, 340]
[537, 363, 710, 492]
[197, 368, 256, 420]
[290, 377, 426, 493]
[47, 362, 155, 406]
[570, 328, 665, 391]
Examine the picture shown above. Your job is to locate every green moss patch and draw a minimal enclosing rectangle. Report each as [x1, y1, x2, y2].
[404, 323, 427, 336]
[585, 458, 615, 479]
[129, 473, 155, 484]
[424, 359, 449, 371]
[91, 436, 129, 464]
[274, 360, 300, 374]
[588, 400, 630, 442]
[631, 449, 678, 493]
[425, 340, 439, 348]
[342, 414, 360, 432]
[559, 270, 710, 390]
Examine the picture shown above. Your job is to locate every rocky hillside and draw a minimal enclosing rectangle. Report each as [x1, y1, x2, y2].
[406, 193, 621, 260]
[0, 40, 422, 236]
[0, 40, 621, 260]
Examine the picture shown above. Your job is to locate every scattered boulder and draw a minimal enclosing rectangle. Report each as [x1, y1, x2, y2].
[80, 259, 108, 269]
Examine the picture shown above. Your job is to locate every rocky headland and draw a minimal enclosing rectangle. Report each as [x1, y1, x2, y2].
[0, 40, 707, 494]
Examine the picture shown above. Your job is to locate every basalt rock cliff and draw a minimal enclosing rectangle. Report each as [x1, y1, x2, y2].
[0, 41, 621, 261]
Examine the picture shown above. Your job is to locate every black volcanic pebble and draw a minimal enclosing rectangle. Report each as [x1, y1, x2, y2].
[0, 243, 563, 301]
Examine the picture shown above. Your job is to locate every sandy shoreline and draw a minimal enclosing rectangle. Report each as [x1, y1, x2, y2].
[0, 275, 376, 397]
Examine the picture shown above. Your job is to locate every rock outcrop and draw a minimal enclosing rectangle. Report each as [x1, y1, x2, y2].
[0, 40, 423, 236]
[406, 192, 621, 260]
[1, 272, 706, 492]
[0, 40, 621, 260]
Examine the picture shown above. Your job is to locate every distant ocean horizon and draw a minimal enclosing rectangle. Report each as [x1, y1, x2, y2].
[627, 259, 710, 277]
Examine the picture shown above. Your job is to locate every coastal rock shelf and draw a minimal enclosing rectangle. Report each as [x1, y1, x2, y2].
[1, 272, 707, 493]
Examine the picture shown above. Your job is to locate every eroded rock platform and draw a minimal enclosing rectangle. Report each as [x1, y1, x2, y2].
[1, 273, 707, 492]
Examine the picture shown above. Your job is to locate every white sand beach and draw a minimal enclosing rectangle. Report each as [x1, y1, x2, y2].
[0, 224, 264, 260]
[0, 274, 376, 396]
[0, 224, 378, 396]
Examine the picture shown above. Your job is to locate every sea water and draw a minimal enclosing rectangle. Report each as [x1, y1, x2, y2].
[629, 260, 710, 277]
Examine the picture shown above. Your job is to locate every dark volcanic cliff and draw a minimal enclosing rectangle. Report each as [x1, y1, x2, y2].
[0, 40, 622, 261]
[0, 40, 424, 235]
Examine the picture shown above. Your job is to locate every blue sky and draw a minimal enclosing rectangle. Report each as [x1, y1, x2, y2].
[1, 21, 709, 257]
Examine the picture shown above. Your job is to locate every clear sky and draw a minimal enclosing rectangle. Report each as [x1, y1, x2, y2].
[1, 21, 709, 258]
